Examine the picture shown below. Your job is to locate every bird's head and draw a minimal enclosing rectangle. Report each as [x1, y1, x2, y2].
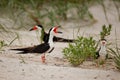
[100, 39, 107, 46]
[29, 25, 43, 31]
[49, 25, 62, 35]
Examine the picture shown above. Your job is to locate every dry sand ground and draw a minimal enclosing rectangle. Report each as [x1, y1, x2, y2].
[0, 1, 120, 80]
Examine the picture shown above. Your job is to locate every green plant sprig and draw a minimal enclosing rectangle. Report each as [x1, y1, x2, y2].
[0, 40, 7, 50]
[100, 24, 112, 39]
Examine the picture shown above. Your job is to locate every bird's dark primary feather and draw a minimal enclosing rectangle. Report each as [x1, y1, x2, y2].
[95, 51, 100, 59]
[11, 43, 50, 54]
[43, 33, 74, 43]
[32, 43, 50, 53]
[95, 47, 101, 59]
[53, 36, 74, 42]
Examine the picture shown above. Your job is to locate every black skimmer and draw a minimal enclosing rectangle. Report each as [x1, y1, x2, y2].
[11, 26, 62, 63]
[96, 39, 108, 63]
[30, 25, 74, 43]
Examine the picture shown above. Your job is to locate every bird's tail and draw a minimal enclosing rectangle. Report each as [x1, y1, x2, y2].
[10, 48, 31, 53]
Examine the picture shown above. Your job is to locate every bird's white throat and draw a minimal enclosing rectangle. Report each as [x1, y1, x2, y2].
[48, 33, 54, 47]
[99, 45, 107, 55]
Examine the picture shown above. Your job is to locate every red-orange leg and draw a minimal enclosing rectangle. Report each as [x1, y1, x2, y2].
[41, 53, 46, 63]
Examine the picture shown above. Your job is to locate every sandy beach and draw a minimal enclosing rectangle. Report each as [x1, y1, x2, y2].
[0, 1, 120, 80]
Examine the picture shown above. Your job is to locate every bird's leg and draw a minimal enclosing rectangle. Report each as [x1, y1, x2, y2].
[41, 53, 46, 63]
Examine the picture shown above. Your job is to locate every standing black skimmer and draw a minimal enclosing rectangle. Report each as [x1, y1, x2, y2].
[96, 39, 108, 62]
[11, 26, 62, 63]
[30, 25, 74, 43]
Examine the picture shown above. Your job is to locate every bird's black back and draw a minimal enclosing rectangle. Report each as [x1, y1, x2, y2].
[32, 43, 50, 53]
[11, 43, 50, 54]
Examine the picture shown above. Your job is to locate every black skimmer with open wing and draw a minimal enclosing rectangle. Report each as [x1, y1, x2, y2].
[30, 25, 75, 43]
[11, 26, 62, 63]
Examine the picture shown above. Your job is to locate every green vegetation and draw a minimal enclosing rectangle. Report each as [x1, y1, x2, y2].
[0, 0, 119, 28]
[0, 40, 7, 50]
[0, 33, 20, 50]
[108, 27, 120, 71]
[0, 0, 119, 29]
[100, 24, 112, 39]
[0, 0, 96, 27]
[63, 37, 97, 66]
[109, 47, 120, 70]
[63, 24, 112, 66]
